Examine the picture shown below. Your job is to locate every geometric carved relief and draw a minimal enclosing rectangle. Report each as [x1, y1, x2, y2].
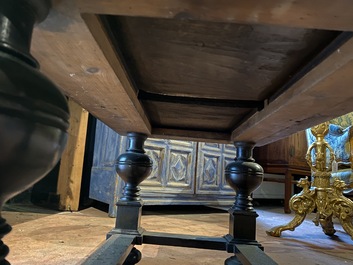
[196, 143, 222, 193]
[204, 142, 221, 149]
[141, 139, 196, 193]
[166, 148, 194, 191]
[143, 139, 167, 187]
[224, 143, 236, 154]
[203, 156, 218, 186]
[196, 142, 235, 194]
[221, 144, 236, 191]
[170, 152, 187, 183]
[146, 148, 163, 184]
[91, 119, 235, 215]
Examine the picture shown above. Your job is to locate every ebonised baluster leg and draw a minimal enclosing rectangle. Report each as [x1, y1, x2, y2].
[224, 142, 264, 263]
[108, 132, 152, 265]
[0, 217, 11, 265]
[0, 1, 69, 265]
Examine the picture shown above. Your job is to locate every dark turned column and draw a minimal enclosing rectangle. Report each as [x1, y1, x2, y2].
[0, 0, 51, 67]
[109, 132, 152, 265]
[0, 219, 11, 265]
[224, 141, 264, 255]
[0, 1, 69, 265]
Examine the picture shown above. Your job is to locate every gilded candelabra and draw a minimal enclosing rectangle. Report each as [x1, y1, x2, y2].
[266, 122, 353, 239]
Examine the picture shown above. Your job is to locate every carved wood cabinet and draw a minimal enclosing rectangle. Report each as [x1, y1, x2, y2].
[90, 120, 236, 216]
[253, 131, 309, 169]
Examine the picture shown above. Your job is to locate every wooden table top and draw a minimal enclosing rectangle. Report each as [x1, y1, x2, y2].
[31, 0, 353, 146]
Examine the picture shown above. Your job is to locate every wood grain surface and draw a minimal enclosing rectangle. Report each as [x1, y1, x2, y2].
[30, 1, 353, 145]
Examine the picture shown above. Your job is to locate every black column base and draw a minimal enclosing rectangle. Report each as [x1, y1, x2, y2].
[112, 201, 144, 234]
[228, 209, 259, 242]
[107, 201, 145, 246]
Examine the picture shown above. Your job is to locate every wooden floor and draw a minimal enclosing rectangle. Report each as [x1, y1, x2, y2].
[2, 203, 353, 265]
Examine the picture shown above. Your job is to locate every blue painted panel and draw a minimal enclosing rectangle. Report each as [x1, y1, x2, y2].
[89, 168, 117, 204]
[92, 121, 121, 168]
[89, 119, 126, 216]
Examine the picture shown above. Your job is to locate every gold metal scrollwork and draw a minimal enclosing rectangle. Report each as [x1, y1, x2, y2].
[266, 122, 353, 240]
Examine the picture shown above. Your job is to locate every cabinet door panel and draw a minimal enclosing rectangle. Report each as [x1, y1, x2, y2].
[90, 120, 125, 216]
[144, 139, 166, 186]
[142, 139, 197, 194]
[222, 144, 238, 192]
[253, 131, 309, 169]
[91, 120, 235, 216]
[196, 143, 235, 195]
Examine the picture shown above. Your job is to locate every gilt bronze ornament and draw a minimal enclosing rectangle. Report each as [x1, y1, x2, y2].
[266, 122, 353, 239]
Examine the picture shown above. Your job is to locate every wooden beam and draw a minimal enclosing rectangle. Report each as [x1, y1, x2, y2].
[31, 0, 151, 135]
[77, 0, 353, 31]
[232, 38, 353, 146]
[57, 99, 89, 211]
[82, 234, 135, 265]
[80, 13, 150, 128]
[31, 1, 353, 145]
[151, 128, 231, 143]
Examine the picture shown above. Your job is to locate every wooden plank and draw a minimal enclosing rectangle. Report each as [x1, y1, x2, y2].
[232, 38, 353, 146]
[77, 0, 353, 31]
[31, 1, 353, 145]
[142, 231, 227, 250]
[57, 99, 89, 211]
[109, 16, 335, 102]
[80, 14, 149, 125]
[31, 0, 151, 135]
[82, 234, 135, 265]
[150, 128, 230, 141]
[151, 128, 231, 144]
[235, 244, 278, 265]
[142, 100, 253, 132]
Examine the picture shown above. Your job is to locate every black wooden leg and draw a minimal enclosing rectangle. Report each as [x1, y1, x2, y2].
[85, 133, 152, 265]
[225, 142, 264, 258]
[108, 132, 152, 264]
[0, 218, 11, 265]
[85, 138, 278, 264]
[0, 1, 69, 265]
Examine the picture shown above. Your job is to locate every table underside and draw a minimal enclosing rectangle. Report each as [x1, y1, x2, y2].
[24, 3, 353, 264]
[32, 0, 353, 146]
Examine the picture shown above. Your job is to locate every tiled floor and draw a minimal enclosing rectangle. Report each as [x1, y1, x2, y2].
[2, 203, 353, 264]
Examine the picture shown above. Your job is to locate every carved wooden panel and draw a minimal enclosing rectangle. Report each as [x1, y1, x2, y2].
[142, 139, 197, 194]
[196, 143, 235, 195]
[253, 130, 309, 169]
[223, 144, 238, 193]
[91, 119, 235, 216]
[89, 120, 125, 215]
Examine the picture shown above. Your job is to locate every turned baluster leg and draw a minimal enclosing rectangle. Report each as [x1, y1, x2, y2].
[108, 132, 152, 265]
[224, 142, 264, 263]
[0, 217, 11, 265]
[0, 1, 69, 265]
